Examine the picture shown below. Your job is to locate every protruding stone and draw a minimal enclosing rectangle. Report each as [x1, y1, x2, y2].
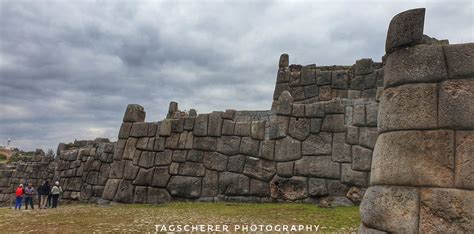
[295, 156, 340, 179]
[275, 91, 293, 115]
[159, 119, 172, 136]
[123, 104, 146, 123]
[279, 53, 289, 67]
[221, 120, 235, 135]
[385, 8, 426, 54]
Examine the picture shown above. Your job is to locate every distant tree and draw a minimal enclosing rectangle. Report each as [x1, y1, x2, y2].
[46, 149, 55, 158]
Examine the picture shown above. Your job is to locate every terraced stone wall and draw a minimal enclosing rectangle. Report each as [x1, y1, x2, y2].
[359, 8, 474, 233]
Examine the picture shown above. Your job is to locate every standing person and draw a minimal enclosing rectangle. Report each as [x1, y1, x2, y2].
[14, 184, 24, 210]
[38, 181, 51, 209]
[24, 183, 35, 210]
[50, 181, 62, 208]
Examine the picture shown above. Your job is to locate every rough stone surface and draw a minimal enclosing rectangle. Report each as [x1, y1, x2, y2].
[193, 114, 208, 136]
[385, 8, 425, 54]
[419, 188, 474, 233]
[203, 152, 227, 171]
[219, 172, 249, 195]
[385, 45, 447, 88]
[371, 130, 454, 187]
[302, 133, 332, 156]
[443, 43, 474, 79]
[308, 178, 328, 197]
[332, 133, 351, 163]
[321, 114, 346, 132]
[274, 137, 301, 161]
[167, 176, 202, 198]
[270, 176, 307, 201]
[355, 59, 374, 76]
[243, 157, 276, 181]
[360, 186, 419, 233]
[269, 115, 289, 140]
[217, 136, 241, 156]
[379, 83, 438, 132]
[341, 164, 368, 187]
[240, 137, 260, 157]
[352, 146, 372, 172]
[123, 104, 146, 122]
[438, 79, 474, 129]
[294, 156, 340, 179]
[288, 117, 310, 141]
[454, 131, 474, 190]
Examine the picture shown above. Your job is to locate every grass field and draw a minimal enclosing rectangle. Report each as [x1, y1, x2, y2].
[0, 202, 360, 232]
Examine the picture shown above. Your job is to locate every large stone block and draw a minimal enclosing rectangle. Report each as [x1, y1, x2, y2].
[371, 130, 454, 187]
[385, 8, 425, 54]
[171, 118, 184, 133]
[147, 187, 171, 204]
[302, 132, 332, 155]
[193, 114, 208, 136]
[331, 70, 349, 89]
[318, 86, 332, 101]
[346, 126, 359, 145]
[288, 117, 310, 141]
[305, 102, 325, 117]
[259, 140, 275, 161]
[118, 122, 132, 139]
[122, 138, 137, 160]
[221, 120, 235, 135]
[279, 53, 289, 67]
[365, 102, 378, 127]
[193, 137, 217, 151]
[379, 83, 438, 132]
[208, 112, 223, 136]
[228, 155, 246, 173]
[276, 161, 294, 178]
[123, 160, 139, 180]
[154, 150, 172, 166]
[219, 172, 250, 195]
[102, 179, 120, 200]
[300, 66, 316, 85]
[159, 119, 172, 137]
[249, 179, 270, 197]
[137, 151, 154, 168]
[183, 117, 195, 130]
[202, 169, 219, 197]
[275, 91, 293, 115]
[234, 122, 251, 137]
[454, 131, 474, 189]
[359, 127, 378, 149]
[203, 152, 227, 171]
[133, 168, 154, 186]
[151, 167, 170, 187]
[109, 161, 125, 179]
[317, 71, 332, 85]
[332, 133, 351, 163]
[133, 186, 147, 204]
[308, 178, 328, 197]
[294, 156, 340, 179]
[360, 186, 419, 233]
[438, 79, 474, 129]
[243, 157, 276, 181]
[251, 121, 266, 140]
[240, 137, 260, 157]
[167, 176, 202, 198]
[443, 43, 474, 79]
[352, 146, 372, 172]
[123, 104, 146, 122]
[321, 114, 346, 132]
[355, 58, 374, 76]
[270, 176, 307, 201]
[187, 150, 203, 162]
[273, 83, 290, 101]
[179, 162, 206, 177]
[269, 115, 289, 140]
[419, 188, 474, 233]
[304, 84, 319, 99]
[341, 164, 368, 187]
[274, 137, 301, 161]
[114, 180, 135, 203]
[217, 136, 241, 156]
[385, 45, 447, 88]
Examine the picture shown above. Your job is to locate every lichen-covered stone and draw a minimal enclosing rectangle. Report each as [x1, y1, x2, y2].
[355, 58, 374, 76]
[270, 176, 307, 201]
[385, 8, 425, 54]
[259, 140, 275, 161]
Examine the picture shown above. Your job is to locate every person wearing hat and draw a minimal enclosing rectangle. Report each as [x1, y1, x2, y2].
[50, 181, 62, 208]
[15, 184, 24, 210]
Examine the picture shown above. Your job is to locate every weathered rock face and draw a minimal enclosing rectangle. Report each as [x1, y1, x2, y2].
[360, 8, 474, 234]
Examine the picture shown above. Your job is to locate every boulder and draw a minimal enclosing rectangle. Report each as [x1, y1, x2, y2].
[270, 176, 307, 201]
[123, 104, 146, 122]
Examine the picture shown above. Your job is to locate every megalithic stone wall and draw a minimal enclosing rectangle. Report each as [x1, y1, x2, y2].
[359, 8, 474, 233]
[100, 53, 383, 205]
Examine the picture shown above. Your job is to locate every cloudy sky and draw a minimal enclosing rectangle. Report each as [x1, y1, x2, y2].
[0, 0, 472, 151]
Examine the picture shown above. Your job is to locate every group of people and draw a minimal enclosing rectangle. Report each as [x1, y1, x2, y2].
[14, 181, 63, 210]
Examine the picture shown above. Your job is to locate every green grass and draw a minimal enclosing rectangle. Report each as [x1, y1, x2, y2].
[0, 203, 360, 232]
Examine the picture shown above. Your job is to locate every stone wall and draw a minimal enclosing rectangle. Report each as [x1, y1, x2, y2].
[100, 53, 383, 205]
[55, 139, 115, 202]
[359, 8, 473, 233]
[0, 150, 55, 206]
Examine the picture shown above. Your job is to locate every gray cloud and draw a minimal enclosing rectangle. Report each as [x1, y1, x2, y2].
[0, 0, 472, 151]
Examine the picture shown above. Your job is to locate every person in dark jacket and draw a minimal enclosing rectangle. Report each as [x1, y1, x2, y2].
[38, 181, 51, 209]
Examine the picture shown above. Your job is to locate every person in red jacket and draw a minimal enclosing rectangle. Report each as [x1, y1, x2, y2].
[15, 184, 24, 210]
